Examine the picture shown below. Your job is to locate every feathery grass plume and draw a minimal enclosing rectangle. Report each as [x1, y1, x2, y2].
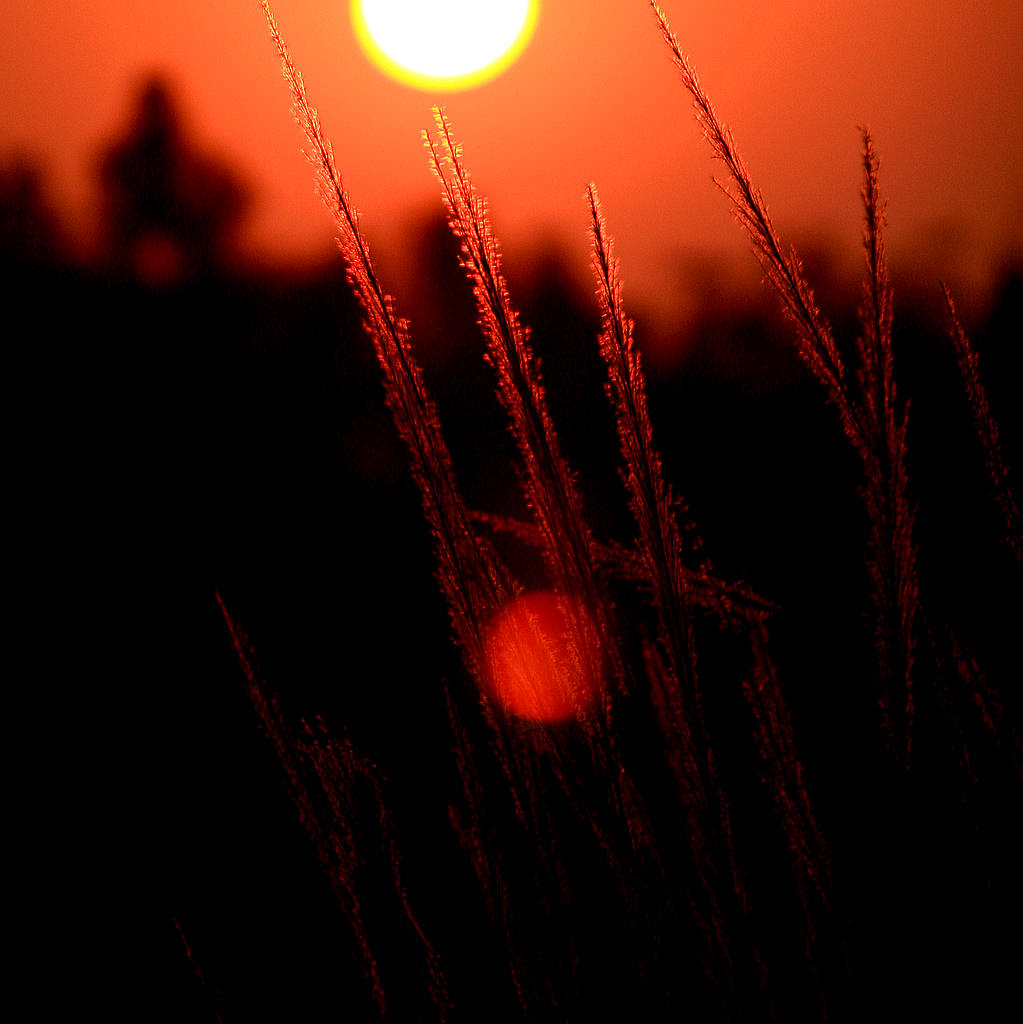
[589, 186, 838, 1010]
[259, 9, 663, 1010]
[852, 130, 918, 760]
[259, 2, 515, 688]
[424, 110, 623, 738]
[217, 593, 388, 1017]
[942, 282, 1022, 564]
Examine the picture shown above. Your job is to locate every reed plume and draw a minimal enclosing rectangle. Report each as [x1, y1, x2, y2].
[851, 130, 918, 759]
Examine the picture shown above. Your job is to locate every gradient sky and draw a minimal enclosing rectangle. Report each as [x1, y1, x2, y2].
[3, 1, 1021, 326]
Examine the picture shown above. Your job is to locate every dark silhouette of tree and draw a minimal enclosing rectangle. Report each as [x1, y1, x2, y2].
[98, 76, 248, 283]
[0, 157, 66, 269]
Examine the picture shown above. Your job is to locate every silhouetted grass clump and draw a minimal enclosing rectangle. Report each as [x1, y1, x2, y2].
[203, 3, 1022, 1021]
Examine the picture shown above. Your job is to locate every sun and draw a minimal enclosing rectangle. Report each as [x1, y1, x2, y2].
[352, 0, 538, 92]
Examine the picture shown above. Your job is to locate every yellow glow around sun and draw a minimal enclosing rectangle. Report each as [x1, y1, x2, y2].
[352, 0, 538, 91]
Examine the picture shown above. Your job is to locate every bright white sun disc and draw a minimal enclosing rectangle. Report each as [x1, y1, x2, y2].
[353, 0, 538, 91]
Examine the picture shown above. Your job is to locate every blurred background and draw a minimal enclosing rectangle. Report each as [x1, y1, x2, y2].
[4, 1, 1021, 327]
[7, 2, 1020, 1021]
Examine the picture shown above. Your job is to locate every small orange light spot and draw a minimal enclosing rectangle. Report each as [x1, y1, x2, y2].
[483, 591, 600, 723]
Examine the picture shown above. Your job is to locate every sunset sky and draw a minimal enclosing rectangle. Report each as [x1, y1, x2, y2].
[4, 1, 1021, 326]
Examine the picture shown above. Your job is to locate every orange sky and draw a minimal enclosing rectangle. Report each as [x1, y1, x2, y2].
[3, 1, 1021, 326]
